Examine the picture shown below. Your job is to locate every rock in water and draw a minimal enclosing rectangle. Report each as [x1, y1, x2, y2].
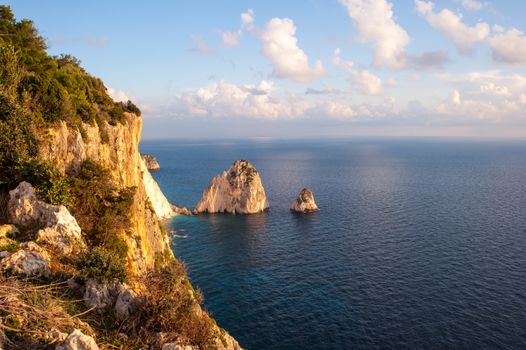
[195, 160, 269, 214]
[290, 188, 319, 212]
[141, 153, 160, 171]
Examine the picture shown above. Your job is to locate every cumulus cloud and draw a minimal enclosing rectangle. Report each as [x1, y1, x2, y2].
[436, 71, 526, 120]
[106, 86, 131, 103]
[176, 80, 308, 119]
[339, 0, 410, 69]
[189, 36, 214, 55]
[332, 48, 383, 95]
[487, 28, 526, 64]
[221, 9, 255, 47]
[415, 0, 489, 53]
[260, 18, 325, 82]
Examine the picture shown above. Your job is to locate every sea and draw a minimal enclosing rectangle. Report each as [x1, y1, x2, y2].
[140, 138, 526, 350]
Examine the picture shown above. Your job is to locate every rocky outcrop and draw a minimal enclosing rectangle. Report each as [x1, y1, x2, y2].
[7, 182, 85, 254]
[171, 205, 194, 216]
[141, 153, 160, 171]
[290, 188, 319, 212]
[55, 329, 100, 350]
[195, 160, 268, 214]
[141, 158, 173, 219]
[38, 114, 169, 274]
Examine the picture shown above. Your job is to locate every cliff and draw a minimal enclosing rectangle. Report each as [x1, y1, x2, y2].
[0, 6, 241, 348]
[195, 160, 269, 214]
[38, 114, 170, 274]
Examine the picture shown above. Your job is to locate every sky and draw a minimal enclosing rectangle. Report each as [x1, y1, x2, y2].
[5, 0, 526, 139]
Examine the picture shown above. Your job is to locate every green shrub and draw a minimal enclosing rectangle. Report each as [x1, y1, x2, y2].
[69, 160, 135, 260]
[76, 246, 127, 282]
[15, 160, 73, 207]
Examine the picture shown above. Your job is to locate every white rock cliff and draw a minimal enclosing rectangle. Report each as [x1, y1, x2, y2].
[141, 158, 173, 219]
[195, 160, 268, 214]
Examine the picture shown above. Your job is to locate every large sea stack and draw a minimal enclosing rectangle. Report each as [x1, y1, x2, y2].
[195, 160, 269, 214]
[291, 188, 319, 212]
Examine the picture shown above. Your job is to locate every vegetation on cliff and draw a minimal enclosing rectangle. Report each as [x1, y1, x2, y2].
[0, 5, 140, 192]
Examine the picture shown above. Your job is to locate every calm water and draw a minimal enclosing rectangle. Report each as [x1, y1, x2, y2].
[140, 139, 526, 349]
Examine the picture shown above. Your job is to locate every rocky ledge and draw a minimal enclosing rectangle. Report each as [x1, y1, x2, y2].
[141, 153, 161, 171]
[290, 188, 319, 212]
[195, 160, 269, 214]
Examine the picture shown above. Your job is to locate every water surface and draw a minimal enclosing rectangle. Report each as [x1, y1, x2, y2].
[141, 139, 526, 349]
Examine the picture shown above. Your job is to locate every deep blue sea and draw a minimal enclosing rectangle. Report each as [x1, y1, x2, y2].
[140, 139, 526, 350]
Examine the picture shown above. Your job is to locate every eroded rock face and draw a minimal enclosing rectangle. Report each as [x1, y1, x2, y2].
[290, 188, 319, 212]
[7, 182, 85, 255]
[141, 153, 160, 171]
[195, 160, 268, 214]
[55, 329, 99, 350]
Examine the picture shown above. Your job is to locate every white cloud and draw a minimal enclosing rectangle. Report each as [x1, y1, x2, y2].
[332, 48, 383, 95]
[189, 36, 213, 55]
[348, 69, 382, 95]
[339, 0, 410, 69]
[436, 71, 526, 120]
[221, 9, 255, 47]
[176, 80, 308, 119]
[222, 31, 242, 47]
[106, 86, 131, 103]
[458, 0, 484, 10]
[487, 28, 526, 64]
[415, 1, 489, 53]
[260, 18, 324, 82]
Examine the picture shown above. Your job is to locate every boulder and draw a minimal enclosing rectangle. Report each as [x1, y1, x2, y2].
[141, 153, 161, 171]
[8, 182, 85, 254]
[55, 329, 99, 350]
[290, 188, 319, 213]
[83, 279, 139, 320]
[1, 243, 50, 276]
[195, 160, 268, 214]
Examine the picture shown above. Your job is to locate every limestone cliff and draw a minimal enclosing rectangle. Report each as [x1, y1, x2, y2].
[195, 160, 269, 214]
[141, 158, 174, 219]
[37, 113, 169, 274]
[291, 188, 319, 212]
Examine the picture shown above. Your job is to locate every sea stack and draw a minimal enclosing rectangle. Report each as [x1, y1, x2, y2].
[195, 160, 269, 214]
[141, 153, 160, 171]
[291, 188, 319, 212]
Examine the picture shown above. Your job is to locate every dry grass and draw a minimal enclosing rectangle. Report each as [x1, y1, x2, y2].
[0, 276, 93, 349]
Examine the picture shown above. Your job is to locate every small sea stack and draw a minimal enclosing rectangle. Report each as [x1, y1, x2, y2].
[141, 153, 160, 171]
[291, 188, 319, 213]
[195, 160, 269, 214]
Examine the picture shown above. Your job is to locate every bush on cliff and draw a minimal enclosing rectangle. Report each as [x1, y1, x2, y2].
[75, 246, 127, 283]
[69, 160, 135, 261]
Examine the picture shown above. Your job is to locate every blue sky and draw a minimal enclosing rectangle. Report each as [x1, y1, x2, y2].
[5, 0, 526, 138]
